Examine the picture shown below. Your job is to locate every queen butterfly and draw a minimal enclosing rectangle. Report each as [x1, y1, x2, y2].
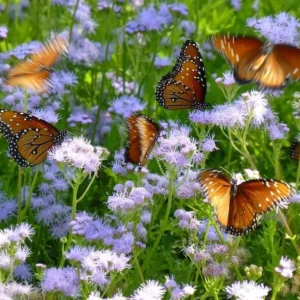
[124, 113, 161, 166]
[6, 36, 69, 93]
[155, 40, 208, 110]
[198, 169, 295, 235]
[290, 135, 300, 161]
[0, 109, 67, 167]
[211, 35, 300, 89]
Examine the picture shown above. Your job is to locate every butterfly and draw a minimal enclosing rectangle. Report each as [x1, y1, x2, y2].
[198, 169, 295, 235]
[124, 113, 161, 166]
[211, 35, 300, 89]
[6, 35, 69, 93]
[0, 109, 67, 167]
[155, 40, 208, 110]
[290, 135, 300, 161]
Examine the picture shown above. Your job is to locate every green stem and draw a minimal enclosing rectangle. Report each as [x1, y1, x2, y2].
[133, 250, 145, 283]
[17, 167, 23, 223]
[68, 0, 80, 42]
[277, 209, 300, 255]
[142, 172, 174, 272]
[76, 172, 95, 203]
[59, 180, 80, 267]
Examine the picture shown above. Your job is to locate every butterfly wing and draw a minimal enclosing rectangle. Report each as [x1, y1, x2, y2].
[198, 169, 232, 229]
[272, 44, 300, 80]
[156, 40, 207, 110]
[228, 179, 295, 235]
[290, 136, 300, 161]
[6, 36, 69, 93]
[125, 114, 160, 166]
[156, 58, 207, 110]
[0, 110, 66, 167]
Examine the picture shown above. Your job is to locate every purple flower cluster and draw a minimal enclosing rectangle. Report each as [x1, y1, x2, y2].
[106, 72, 137, 95]
[153, 122, 200, 168]
[165, 275, 195, 299]
[246, 12, 300, 45]
[142, 173, 168, 195]
[108, 184, 152, 214]
[108, 95, 146, 118]
[50, 136, 109, 174]
[174, 209, 202, 231]
[0, 26, 8, 39]
[125, 4, 173, 33]
[175, 171, 202, 199]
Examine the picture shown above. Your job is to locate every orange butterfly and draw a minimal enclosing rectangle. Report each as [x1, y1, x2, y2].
[156, 40, 208, 110]
[124, 114, 161, 166]
[6, 36, 69, 93]
[211, 35, 300, 89]
[0, 109, 67, 167]
[198, 169, 295, 235]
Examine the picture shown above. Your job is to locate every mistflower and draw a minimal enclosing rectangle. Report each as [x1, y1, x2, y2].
[275, 256, 295, 278]
[175, 171, 202, 199]
[0, 199, 17, 222]
[131, 280, 166, 300]
[246, 12, 300, 45]
[215, 71, 236, 86]
[168, 3, 188, 16]
[41, 267, 80, 297]
[202, 135, 218, 152]
[125, 4, 172, 33]
[143, 173, 168, 195]
[203, 262, 229, 278]
[265, 122, 289, 140]
[108, 95, 145, 118]
[226, 280, 270, 300]
[30, 108, 59, 124]
[154, 56, 171, 69]
[49, 136, 109, 174]
[231, 0, 241, 10]
[179, 20, 196, 35]
[13, 263, 33, 282]
[0, 26, 8, 38]
[65, 246, 95, 263]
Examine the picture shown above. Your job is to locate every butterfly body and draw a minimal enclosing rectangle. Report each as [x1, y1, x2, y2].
[0, 110, 67, 167]
[156, 40, 208, 110]
[211, 35, 300, 89]
[125, 114, 161, 166]
[290, 136, 300, 161]
[6, 36, 69, 93]
[198, 169, 295, 235]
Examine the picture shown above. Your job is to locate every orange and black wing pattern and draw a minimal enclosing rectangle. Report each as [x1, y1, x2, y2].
[156, 40, 208, 110]
[211, 35, 300, 89]
[0, 109, 67, 167]
[6, 36, 69, 93]
[198, 169, 295, 235]
[124, 114, 161, 166]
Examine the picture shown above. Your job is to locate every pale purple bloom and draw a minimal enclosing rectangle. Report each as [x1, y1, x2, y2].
[275, 256, 295, 278]
[13, 263, 33, 282]
[246, 12, 300, 45]
[203, 262, 229, 278]
[30, 109, 60, 124]
[175, 209, 202, 231]
[50, 136, 108, 174]
[42, 267, 80, 297]
[107, 72, 137, 95]
[131, 280, 166, 300]
[136, 223, 147, 239]
[199, 220, 230, 242]
[226, 280, 270, 300]
[154, 56, 171, 69]
[143, 173, 168, 195]
[165, 275, 195, 299]
[108, 95, 145, 118]
[0, 251, 10, 269]
[112, 232, 135, 254]
[125, 4, 173, 33]
[168, 3, 188, 16]
[0, 199, 17, 221]
[67, 106, 93, 127]
[140, 210, 151, 224]
[8, 40, 41, 59]
[231, 0, 242, 10]
[0, 26, 8, 38]
[0, 282, 33, 298]
[215, 71, 236, 86]
[179, 20, 196, 35]
[265, 122, 289, 140]
[202, 135, 218, 152]
[15, 245, 31, 262]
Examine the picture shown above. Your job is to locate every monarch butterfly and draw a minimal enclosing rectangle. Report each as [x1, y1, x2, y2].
[211, 35, 300, 89]
[0, 109, 67, 167]
[124, 113, 161, 166]
[290, 135, 300, 161]
[6, 36, 69, 93]
[155, 40, 208, 110]
[198, 169, 295, 235]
